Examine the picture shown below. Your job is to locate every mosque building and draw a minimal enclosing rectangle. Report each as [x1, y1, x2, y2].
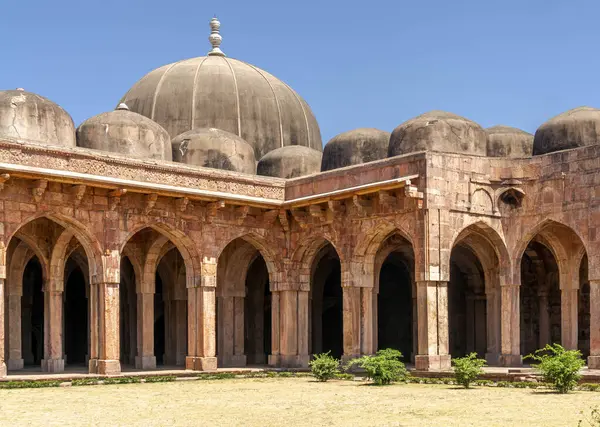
[0, 18, 597, 376]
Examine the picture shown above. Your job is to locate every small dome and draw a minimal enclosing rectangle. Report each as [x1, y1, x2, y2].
[321, 128, 390, 171]
[0, 89, 75, 147]
[257, 145, 322, 178]
[533, 107, 600, 155]
[172, 128, 256, 174]
[388, 111, 486, 157]
[76, 104, 172, 160]
[486, 125, 533, 158]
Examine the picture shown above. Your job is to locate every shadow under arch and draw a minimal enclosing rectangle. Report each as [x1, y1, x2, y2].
[516, 219, 588, 356]
[216, 234, 276, 367]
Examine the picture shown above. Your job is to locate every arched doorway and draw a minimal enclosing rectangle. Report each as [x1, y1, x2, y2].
[375, 234, 414, 362]
[449, 246, 486, 358]
[217, 238, 272, 367]
[310, 243, 342, 359]
[120, 228, 191, 370]
[520, 241, 560, 356]
[64, 257, 88, 366]
[21, 257, 44, 367]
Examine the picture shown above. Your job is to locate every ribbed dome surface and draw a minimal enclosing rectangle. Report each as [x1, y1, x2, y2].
[321, 128, 390, 171]
[257, 145, 322, 179]
[388, 111, 486, 157]
[486, 125, 533, 158]
[0, 89, 75, 147]
[120, 56, 322, 161]
[172, 128, 255, 174]
[533, 107, 600, 155]
[77, 106, 172, 160]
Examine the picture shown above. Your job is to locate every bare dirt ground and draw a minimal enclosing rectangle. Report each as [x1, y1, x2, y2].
[1, 378, 599, 426]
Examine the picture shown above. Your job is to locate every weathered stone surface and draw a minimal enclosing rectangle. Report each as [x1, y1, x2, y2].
[172, 128, 255, 174]
[486, 125, 533, 158]
[120, 56, 322, 160]
[321, 128, 390, 171]
[533, 106, 600, 155]
[257, 145, 322, 178]
[76, 107, 172, 161]
[388, 111, 486, 157]
[0, 89, 75, 147]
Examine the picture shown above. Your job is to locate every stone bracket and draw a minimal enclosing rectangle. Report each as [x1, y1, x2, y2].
[72, 184, 86, 207]
[291, 208, 309, 229]
[108, 188, 127, 211]
[175, 197, 190, 213]
[206, 200, 225, 223]
[143, 193, 158, 214]
[235, 205, 250, 225]
[0, 173, 10, 191]
[278, 209, 290, 232]
[262, 209, 279, 226]
[352, 195, 372, 216]
[31, 179, 48, 203]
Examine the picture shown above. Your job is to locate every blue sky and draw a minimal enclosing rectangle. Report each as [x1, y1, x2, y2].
[2, 0, 599, 145]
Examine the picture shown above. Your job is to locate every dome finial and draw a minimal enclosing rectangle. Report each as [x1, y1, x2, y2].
[208, 16, 225, 57]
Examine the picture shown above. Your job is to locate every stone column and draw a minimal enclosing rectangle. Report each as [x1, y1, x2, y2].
[42, 287, 64, 372]
[538, 291, 550, 348]
[274, 289, 309, 368]
[0, 279, 7, 377]
[97, 282, 121, 374]
[268, 291, 280, 366]
[342, 286, 361, 361]
[135, 292, 156, 369]
[588, 280, 600, 368]
[485, 286, 500, 364]
[185, 258, 217, 371]
[7, 292, 23, 370]
[499, 283, 521, 366]
[360, 287, 374, 356]
[415, 281, 451, 370]
[561, 288, 578, 350]
[174, 299, 187, 366]
[88, 282, 99, 373]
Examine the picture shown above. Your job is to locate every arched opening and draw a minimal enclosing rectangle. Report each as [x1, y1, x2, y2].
[119, 257, 137, 367]
[21, 257, 44, 366]
[375, 234, 414, 362]
[449, 246, 487, 358]
[120, 227, 193, 370]
[217, 237, 272, 367]
[244, 256, 271, 365]
[520, 241, 560, 357]
[578, 254, 590, 358]
[64, 255, 89, 366]
[310, 243, 342, 359]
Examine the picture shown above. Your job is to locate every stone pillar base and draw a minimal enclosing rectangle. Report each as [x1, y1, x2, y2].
[415, 355, 451, 371]
[272, 354, 309, 368]
[218, 355, 246, 368]
[88, 359, 98, 374]
[97, 359, 121, 375]
[42, 358, 65, 373]
[185, 356, 217, 371]
[588, 356, 600, 369]
[485, 353, 501, 366]
[498, 354, 522, 367]
[0, 362, 6, 377]
[135, 356, 157, 370]
[7, 358, 24, 370]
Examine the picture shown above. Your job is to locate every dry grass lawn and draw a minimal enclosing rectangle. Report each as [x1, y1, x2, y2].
[1, 378, 599, 426]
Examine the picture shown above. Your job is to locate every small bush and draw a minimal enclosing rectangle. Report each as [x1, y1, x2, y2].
[144, 375, 176, 383]
[102, 376, 141, 385]
[309, 352, 340, 382]
[72, 378, 100, 386]
[525, 343, 585, 394]
[348, 348, 408, 386]
[452, 352, 486, 389]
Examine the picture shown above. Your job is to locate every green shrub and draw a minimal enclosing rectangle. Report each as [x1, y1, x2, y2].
[102, 376, 141, 385]
[144, 375, 176, 383]
[309, 352, 340, 382]
[72, 378, 100, 386]
[525, 343, 585, 394]
[452, 353, 486, 389]
[347, 348, 408, 386]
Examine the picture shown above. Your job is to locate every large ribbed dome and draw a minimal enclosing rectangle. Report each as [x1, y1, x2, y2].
[120, 19, 322, 161]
